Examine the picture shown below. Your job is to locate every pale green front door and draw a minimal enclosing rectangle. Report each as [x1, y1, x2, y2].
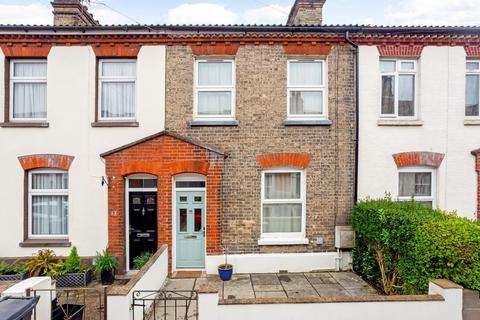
[176, 191, 206, 268]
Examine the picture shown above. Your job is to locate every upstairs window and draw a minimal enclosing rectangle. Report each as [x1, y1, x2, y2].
[398, 167, 435, 208]
[10, 60, 47, 121]
[194, 60, 235, 119]
[466, 61, 480, 117]
[261, 169, 306, 241]
[287, 60, 326, 118]
[380, 60, 417, 118]
[29, 170, 69, 238]
[98, 60, 136, 121]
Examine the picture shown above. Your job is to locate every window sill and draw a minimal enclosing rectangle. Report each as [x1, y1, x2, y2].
[464, 119, 480, 126]
[19, 239, 71, 248]
[189, 120, 239, 127]
[91, 121, 139, 128]
[0, 122, 49, 128]
[377, 119, 424, 126]
[258, 238, 309, 246]
[283, 119, 332, 126]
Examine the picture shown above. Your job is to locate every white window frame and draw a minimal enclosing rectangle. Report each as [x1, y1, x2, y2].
[98, 59, 137, 122]
[287, 59, 327, 119]
[193, 59, 236, 120]
[259, 168, 307, 245]
[28, 169, 69, 239]
[466, 60, 480, 118]
[397, 166, 436, 208]
[9, 59, 48, 122]
[380, 59, 418, 119]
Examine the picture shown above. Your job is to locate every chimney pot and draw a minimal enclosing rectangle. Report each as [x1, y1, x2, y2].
[287, 0, 326, 26]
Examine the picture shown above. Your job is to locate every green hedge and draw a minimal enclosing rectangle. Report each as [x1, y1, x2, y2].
[352, 198, 480, 294]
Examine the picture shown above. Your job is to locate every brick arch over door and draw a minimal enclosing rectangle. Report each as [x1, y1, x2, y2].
[101, 131, 225, 273]
[392, 152, 445, 169]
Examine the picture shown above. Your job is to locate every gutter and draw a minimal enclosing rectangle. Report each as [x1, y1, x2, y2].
[344, 31, 359, 204]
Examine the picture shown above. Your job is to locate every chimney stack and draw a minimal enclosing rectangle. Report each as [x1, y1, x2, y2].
[51, 0, 99, 26]
[287, 0, 326, 26]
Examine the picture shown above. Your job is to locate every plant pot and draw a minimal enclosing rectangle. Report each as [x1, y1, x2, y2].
[218, 264, 233, 281]
[55, 269, 92, 288]
[0, 272, 28, 281]
[100, 269, 115, 285]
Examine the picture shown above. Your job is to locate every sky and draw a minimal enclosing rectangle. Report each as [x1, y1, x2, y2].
[0, 0, 480, 26]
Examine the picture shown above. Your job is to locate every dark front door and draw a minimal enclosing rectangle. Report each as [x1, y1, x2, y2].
[129, 192, 157, 269]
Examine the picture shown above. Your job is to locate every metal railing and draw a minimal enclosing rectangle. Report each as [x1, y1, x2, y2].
[132, 290, 198, 320]
[30, 286, 107, 320]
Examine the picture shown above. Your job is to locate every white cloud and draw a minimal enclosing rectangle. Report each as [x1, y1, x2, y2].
[242, 5, 290, 25]
[89, 7, 132, 25]
[166, 3, 237, 25]
[0, 3, 51, 25]
[385, 0, 480, 26]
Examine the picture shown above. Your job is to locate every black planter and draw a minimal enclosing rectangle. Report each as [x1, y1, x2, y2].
[0, 272, 28, 282]
[55, 269, 92, 288]
[100, 269, 115, 285]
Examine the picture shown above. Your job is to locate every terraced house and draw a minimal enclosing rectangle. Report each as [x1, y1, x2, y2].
[0, 0, 479, 278]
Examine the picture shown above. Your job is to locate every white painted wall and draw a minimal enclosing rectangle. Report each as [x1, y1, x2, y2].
[358, 45, 479, 219]
[198, 281, 463, 320]
[107, 247, 168, 320]
[0, 45, 166, 257]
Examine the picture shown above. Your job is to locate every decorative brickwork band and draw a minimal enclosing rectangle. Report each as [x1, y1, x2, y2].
[2, 46, 52, 57]
[256, 153, 312, 169]
[92, 45, 140, 57]
[18, 154, 74, 170]
[465, 46, 480, 58]
[377, 45, 424, 58]
[169, 160, 209, 175]
[283, 44, 331, 56]
[392, 152, 445, 169]
[120, 161, 162, 176]
[190, 43, 240, 56]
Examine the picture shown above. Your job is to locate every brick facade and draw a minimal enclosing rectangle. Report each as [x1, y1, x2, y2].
[18, 154, 75, 170]
[377, 45, 424, 58]
[165, 43, 356, 254]
[102, 132, 224, 273]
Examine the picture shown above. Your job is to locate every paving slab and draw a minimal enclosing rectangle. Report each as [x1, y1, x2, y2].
[285, 287, 320, 298]
[163, 278, 196, 291]
[329, 272, 367, 289]
[255, 291, 288, 299]
[251, 274, 281, 286]
[223, 275, 255, 299]
[346, 287, 379, 296]
[313, 283, 351, 296]
[278, 273, 310, 290]
[304, 272, 336, 285]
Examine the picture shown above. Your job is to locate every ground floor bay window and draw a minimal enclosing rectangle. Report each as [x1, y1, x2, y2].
[28, 169, 69, 238]
[398, 167, 435, 208]
[259, 168, 307, 245]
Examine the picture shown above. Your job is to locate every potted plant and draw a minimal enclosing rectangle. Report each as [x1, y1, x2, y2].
[94, 250, 118, 285]
[0, 262, 28, 281]
[133, 251, 153, 270]
[54, 246, 92, 287]
[218, 248, 233, 281]
[26, 249, 62, 277]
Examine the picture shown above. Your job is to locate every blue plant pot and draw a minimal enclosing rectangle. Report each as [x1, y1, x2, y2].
[218, 266, 233, 281]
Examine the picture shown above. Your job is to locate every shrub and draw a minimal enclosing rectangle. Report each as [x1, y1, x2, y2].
[64, 246, 87, 273]
[0, 262, 28, 275]
[94, 250, 118, 274]
[26, 249, 63, 277]
[133, 252, 153, 270]
[353, 197, 480, 294]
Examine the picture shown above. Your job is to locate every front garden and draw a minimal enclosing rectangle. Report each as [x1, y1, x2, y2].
[352, 197, 480, 295]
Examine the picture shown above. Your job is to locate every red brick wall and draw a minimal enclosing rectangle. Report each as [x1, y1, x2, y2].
[18, 154, 75, 170]
[392, 151, 444, 169]
[103, 134, 224, 273]
[377, 45, 424, 58]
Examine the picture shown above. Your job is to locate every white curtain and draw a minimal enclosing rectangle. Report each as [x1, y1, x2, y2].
[289, 61, 322, 86]
[290, 91, 323, 114]
[101, 82, 135, 118]
[31, 172, 68, 236]
[466, 75, 479, 116]
[399, 172, 431, 197]
[398, 75, 415, 116]
[263, 204, 302, 233]
[198, 62, 232, 86]
[12, 62, 47, 119]
[101, 62, 136, 119]
[265, 173, 300, 199]
[381, 75, 395, 114]
[197, 91, 232, 115]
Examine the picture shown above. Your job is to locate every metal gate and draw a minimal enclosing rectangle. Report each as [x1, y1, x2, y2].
[132, 290, 198, 320]
[30, 287, 107, 320]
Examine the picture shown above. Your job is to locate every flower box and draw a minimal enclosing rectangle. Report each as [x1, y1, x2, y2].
[55, 269, 92, 288]
[0, 272, 28, 281]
